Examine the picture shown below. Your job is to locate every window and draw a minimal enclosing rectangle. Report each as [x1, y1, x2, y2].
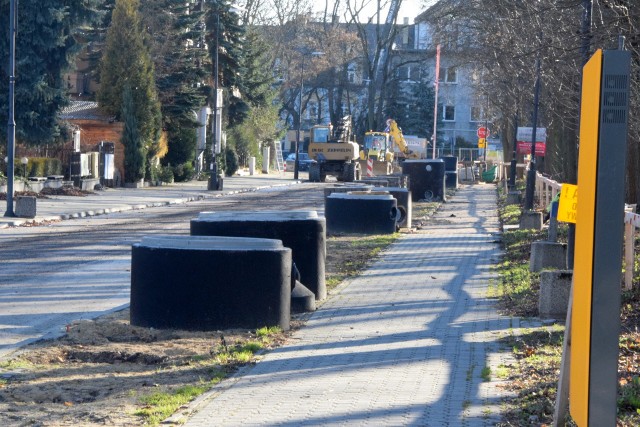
[397, 66, 409, 80]
[438, 66, 458, 84]
[470, 106, 484, 122]
[443, 105, 455, 121]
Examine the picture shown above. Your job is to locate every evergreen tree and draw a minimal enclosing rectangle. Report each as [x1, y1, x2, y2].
[98, 0, 162, 181]
[0, 0, 103, 144]
[386, 74, 438, 139]
[206, 0, 247, 126]
[121, 84, 145, 182]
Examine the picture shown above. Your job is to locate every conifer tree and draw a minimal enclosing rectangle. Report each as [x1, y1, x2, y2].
[98, 0, 162, 181]
[121, 84, 145, 182]
[206, 0, 247, 126]
[0, 0, 102, 144]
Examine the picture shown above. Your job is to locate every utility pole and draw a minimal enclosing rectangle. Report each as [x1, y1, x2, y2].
[4, 0, 17, 217]
[524, 38, 543, 212]
[509, 112, 518, 189]
[208, 12, 221, 191]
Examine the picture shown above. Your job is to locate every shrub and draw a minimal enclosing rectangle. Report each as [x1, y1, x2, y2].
[158, 166, 174, 183]
[172, 162, 195, 182]
[224, 147, 239, 177]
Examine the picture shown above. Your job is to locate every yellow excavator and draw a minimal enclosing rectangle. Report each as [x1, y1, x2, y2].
[308, 115, 361, 182]
[386, 119, 423, 160]
[358, 131, 394, 175]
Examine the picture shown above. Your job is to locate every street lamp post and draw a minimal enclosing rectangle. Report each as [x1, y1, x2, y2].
[524, 54, 542, 211]
[208, 12, 221, 191]
[4, 0, 17, 217]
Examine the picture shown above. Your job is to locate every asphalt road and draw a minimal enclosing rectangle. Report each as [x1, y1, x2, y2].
[0, 184, 326, 359]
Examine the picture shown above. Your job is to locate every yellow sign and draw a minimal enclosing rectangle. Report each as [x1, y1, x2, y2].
[557, 184, 578, 223]
[477, 138, 486, 148]
[571, 49, 601, 427]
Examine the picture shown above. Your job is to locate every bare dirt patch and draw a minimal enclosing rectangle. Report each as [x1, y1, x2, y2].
[0, 210, 440, 426]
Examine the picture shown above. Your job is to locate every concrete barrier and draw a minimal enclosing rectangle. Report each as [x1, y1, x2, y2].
[325, 192, 398, 234]
[539, 270, 572, 319]
[191, 210, 327, 301]
[130, 235, 291, 331]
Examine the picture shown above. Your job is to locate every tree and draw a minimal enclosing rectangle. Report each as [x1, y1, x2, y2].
[206, 0, 247, 126]
[121, 84, 145, 182]
[0, 0, 103, 144]
[98, 0, 162, 182]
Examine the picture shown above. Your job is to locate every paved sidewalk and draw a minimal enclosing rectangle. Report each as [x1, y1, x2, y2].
[0, 172, 302, 228]
[181, 184, 516, 426]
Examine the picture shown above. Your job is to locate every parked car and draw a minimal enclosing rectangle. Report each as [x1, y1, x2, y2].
[285, 152, 315, 172]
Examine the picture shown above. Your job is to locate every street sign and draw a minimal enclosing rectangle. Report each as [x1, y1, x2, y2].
[517, 127, 547, 142]
[477, 138, 486, 148]
[557, 184, 577, 223]
[476, 127, 488, 139]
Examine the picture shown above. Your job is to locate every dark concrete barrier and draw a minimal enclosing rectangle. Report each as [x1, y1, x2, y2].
[372, 187, 412, 229]
[191, 210, 327, 301]
[130, 235, 291, 331]
[401, 159, 446, 202]
[323, 184, 373, 198]
[325, 192, 398, 234]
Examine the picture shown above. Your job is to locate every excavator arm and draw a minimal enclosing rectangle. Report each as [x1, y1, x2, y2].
[387, 119, 420, 159]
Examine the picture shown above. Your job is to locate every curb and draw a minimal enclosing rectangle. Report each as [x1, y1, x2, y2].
[0, 181, 302, 228]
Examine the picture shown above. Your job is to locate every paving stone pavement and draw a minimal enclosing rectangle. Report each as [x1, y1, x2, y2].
[182, 183, 516, 426]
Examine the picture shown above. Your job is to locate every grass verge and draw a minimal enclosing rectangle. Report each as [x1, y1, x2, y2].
[495, 182, 640, 426]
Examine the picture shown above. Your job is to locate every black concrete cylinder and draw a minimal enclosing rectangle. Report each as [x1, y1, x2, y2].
[401, 159, 446, 202]
[441, 156, 458, 172]
[191, 211, 327, 301]
[445, 171, 458, 189]
[130, 235, 291, 331]
[325, 192, 398, 234]
[372, 187, 412, 229]
[324, 184, 372, 198]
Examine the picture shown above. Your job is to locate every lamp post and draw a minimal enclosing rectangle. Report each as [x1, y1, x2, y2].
[208, 12, 221, 191]
[294, 50, 323, 180]
[4, 0, 17, 217]
[524, 53, 542, 212]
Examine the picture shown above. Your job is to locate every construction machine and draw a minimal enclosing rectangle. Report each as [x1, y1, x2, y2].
[308, 115, 361, 182]
[358, 131, 394, 175]
[386, 119, 423, 160]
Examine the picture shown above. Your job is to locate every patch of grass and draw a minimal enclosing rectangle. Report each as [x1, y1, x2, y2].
[498, 204, 522, 226]
[0, 359, 36, 371]
[494, 364, 509, 379]
[325, 233, 400, 290]
[256, 326, 281, 338]
[214, 341, 264, 365]
[413, 201, 440, 219]
[498, 326, 564, 426]
[134, 382, 216, 426]
[481, 366, 491, 382]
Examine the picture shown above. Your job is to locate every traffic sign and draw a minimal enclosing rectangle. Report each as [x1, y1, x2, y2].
[477, 138, 486, 148]
[477, 127, 488, 139]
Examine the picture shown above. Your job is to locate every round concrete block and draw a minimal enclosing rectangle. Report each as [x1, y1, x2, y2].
[401, 159, 446, 202]
[191, 210, 327, 301]
[372, 187, 412, 229]
[130, 235, 291, 331]
[324, 184, 373, 198]
[325, 192, 398, 234]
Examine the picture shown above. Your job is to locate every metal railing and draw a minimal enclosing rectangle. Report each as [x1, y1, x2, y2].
[533, 172, 638, 289]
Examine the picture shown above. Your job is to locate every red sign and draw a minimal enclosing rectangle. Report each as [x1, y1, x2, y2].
[517, 141, 547, 156]
[477, 127, 488, 138]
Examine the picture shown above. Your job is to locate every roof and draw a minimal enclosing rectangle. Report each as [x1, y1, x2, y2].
[59, 101, 116, 122]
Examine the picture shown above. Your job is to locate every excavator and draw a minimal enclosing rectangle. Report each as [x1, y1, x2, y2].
[307, 115, 361, 182]
[358, 131, 394, 175]
[386, 119, 424, 160]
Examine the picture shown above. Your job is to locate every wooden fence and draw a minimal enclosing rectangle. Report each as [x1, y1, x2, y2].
[533, 172, 638, 289]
